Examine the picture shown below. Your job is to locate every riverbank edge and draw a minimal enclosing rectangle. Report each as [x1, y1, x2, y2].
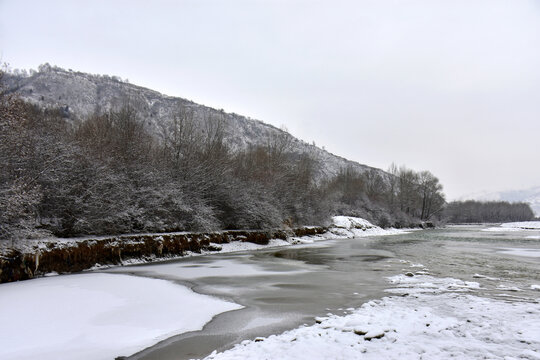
[0, 227, 327, 283]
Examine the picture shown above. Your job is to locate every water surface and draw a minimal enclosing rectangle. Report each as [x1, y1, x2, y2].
[105, 225, 540, 359]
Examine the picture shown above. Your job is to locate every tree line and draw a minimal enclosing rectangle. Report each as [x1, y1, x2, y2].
[324, 163, 446, 228]
[1, 70, 450, 242]
[444, 200, 535, 223]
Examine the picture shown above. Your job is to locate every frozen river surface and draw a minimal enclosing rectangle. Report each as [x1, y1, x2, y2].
[112, 224, 540, 359]
[1, 224, 539, 359]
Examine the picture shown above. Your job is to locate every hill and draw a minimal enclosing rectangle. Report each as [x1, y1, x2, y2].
[4, 64, 384, 182]
[1, 65, 446, 240]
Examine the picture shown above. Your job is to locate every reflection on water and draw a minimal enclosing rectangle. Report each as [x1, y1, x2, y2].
[108, 225, 540, 360]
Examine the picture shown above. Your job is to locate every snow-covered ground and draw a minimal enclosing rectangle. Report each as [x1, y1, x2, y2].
[0, 216, 411, 359]
[0, 273, 242, 360]
[204, 272, 540, 360]
[5, 219, 538, 359]
[497, 247, 540, 258]
[328, 216, 410, 237]
[332, 216, 375, 230]
[1, 216, 408, 262]
[76, 217, 411, 270]
[100, 215, 405, 268]
[287, 216, 410, 245]
[483, 221, 540, 232]
[501, 221, 540, 230]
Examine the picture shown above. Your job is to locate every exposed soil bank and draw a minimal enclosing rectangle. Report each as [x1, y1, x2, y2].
[0, 227, 326, 283]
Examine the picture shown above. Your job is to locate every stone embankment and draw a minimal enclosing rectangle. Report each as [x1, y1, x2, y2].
[0, 227, 326, 284]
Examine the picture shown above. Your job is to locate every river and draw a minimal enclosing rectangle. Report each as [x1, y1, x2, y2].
[102, 225, 540, 360]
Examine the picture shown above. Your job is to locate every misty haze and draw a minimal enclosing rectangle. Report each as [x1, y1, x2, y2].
[1, 1, 539, 360]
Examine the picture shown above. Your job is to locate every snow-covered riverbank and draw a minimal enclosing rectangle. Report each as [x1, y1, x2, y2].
[202, 222, 540, 360]
[3, 221, 539, 360]
[204, 270, 540, 360]
[0, 273, 242, 360]
[0, 216, 410, 283]
[0, 216, 408, 257]
[215, 216, 410, 249]
[483, 221, 540, 232]
[199, 222, 540, 360]
[83, 216, 410, 269]
[0, 216, 411, 360]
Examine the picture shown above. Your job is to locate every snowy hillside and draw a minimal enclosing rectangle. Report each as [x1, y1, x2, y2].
[4, 65, 385, 181]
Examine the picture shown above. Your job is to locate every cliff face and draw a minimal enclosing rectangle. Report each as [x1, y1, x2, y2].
[4, 65, 387, 181]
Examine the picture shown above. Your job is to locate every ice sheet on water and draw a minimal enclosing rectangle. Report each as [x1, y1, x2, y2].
[0, 273, 242, 360]
[501, 221, 540, 229]
[483, 221, 540, 232]
[497, 247, 540, 258]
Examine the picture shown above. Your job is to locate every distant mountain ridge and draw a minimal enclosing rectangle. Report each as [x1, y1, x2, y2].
[461, 186, 540, 216]
[4, 64, 386, 182]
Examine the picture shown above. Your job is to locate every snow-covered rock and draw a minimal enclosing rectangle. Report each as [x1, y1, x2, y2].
[328, 216, 409, 239]
[331, 216, 376, 230]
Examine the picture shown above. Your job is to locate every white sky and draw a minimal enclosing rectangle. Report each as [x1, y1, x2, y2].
[1, 0, 539, 200]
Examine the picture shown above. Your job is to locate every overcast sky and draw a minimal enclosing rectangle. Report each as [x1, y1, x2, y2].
[1, 0, 539, 199]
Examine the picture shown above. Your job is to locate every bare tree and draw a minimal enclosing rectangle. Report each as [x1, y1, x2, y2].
[417, 171, 445, 220]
